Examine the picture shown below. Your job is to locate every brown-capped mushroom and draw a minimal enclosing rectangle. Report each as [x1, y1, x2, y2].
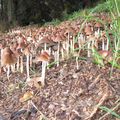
[1, 47, 17, 80]
[23, 45, 31, 79]
[35, 51, 51, 86]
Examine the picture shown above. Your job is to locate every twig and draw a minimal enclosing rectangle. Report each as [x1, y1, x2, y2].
[88, 74, 101, 90]
[30, 100, 48, 120]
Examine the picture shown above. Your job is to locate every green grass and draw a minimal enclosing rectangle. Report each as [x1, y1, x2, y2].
[98, 0, 120, 118]
[99, 105, 120, 119]
[106, 0, 120, 74]
[99, 102, 120, 119]
[47, 61, 58, 68]
[44, 19, 61, 26]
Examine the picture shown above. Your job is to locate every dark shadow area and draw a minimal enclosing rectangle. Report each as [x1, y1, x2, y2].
[0, 0, 104, 27]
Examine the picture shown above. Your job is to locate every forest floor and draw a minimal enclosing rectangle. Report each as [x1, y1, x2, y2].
[0, 1, 120, 118]
[0, 58, 120, 120]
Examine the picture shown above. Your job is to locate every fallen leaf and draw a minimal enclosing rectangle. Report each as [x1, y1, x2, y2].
[7, 83, 16, 93]
[26, 77, 44, 88]
[19, 91, 34, 102]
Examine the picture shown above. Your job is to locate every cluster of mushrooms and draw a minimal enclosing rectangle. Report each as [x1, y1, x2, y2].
[0, 13, 114, 87]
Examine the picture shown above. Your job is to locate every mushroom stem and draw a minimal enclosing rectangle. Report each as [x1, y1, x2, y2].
[72, 37, 75, 53]
[106, 39, 109, 51]
[97, 28, 100, 35]
[78, 36, 81, 55]
[0, 49, 3, 66]
[48, 47, 51, 55]
[94, 40, 98, 50]
[44, 43, 47, 51]
[11, 64, 15, 72]
[7, 65, 10, 80]
[102, 39, 105, 50]
[17, 57, 20, 71]
[54, 51, 57, 64]
[87, 41, 91, 57]
[26, 55, 30, 78]
[70, 39, 73, 53]
[20, 56, 23, 73]
[57, 42, 60, 66]
[61, 43, 65, 60]
[76, 56, 79, 70]
[41, 61, 47, 86]
[61, 47, 64, 60]
[66, 33, 70, 58]
[30, 54, 32, 67]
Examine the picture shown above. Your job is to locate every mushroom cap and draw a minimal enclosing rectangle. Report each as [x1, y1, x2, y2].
[23, 46, 31, 56]
[35, 51, 51, 62]
[74, 43, 79, 49]
[87, 35, 96, 41]
[94, 22, 104, 31]
[53, 35, 62, 42]
[43, 51, 51, 59]
[98, 50, 110, 58]
[14, 49, 22, 57]
[35, 54, 48, 62]
[10, 42, 18, 51]
[17, 42, 26, 49]
[39, 36, 50, 44]
[1, 47, 17, 66]
[94, 22, 103, 28]
[84, 26, 93, 36]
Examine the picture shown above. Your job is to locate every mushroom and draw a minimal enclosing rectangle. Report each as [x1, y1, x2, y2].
[98, 50, 112, 64]
[94, 22, 104, 39]
[53, 34, 62, 66]
[0, 43, 6, 66]
[74, 43, 79, 70]
[1, 47, 17, 80]
[14, 48, 22, 71]
[23, 45, 31, 79]
[98, 50, 109, 58]
[84, 25, 93, 36]
[87, 35, 97, 57]
[84, 25, 93, 57]
[17, 40, 26, 73]
[64, 28, 71, 58]
[94, 22, 104, 33]
[10, 42, 18, 72]
[35, 51, 51, 86]
[99, 33, 107, 51]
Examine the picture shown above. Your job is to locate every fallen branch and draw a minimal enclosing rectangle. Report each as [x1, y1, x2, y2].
[30, 100, 48, 120]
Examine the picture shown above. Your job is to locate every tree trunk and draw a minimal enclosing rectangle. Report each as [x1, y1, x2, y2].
[0, 0, 4, 20]
[7, 0, 14, 23]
